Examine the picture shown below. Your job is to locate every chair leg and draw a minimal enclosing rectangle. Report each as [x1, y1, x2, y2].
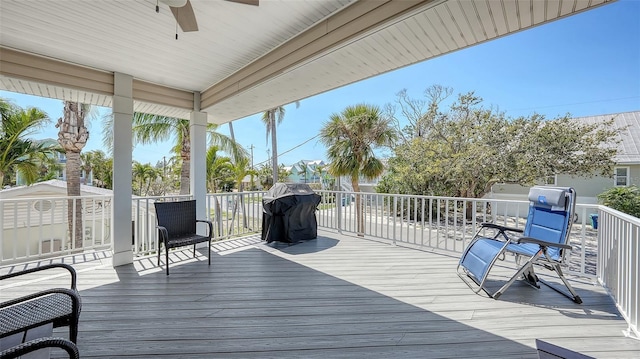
[165, 246, 170, 275]
[493, 254, 541, 299]
[193, 243, 197, 258]
[70, 318, 78, 343]
[539, 263, 583, 304]
[157, 240, 161, 265]
[208, 238, 211, 266]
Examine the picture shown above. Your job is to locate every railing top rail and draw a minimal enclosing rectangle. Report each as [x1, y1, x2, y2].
[315, 189, 604, 208]
[598, 205, 640, 225]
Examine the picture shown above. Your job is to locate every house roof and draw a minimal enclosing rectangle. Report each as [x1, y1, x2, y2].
[0, 0, 615, 124]
[0, 179, 113, 199]
[573, 111, 640, 165]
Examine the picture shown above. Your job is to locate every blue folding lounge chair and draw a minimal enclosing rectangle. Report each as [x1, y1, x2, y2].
[457, 186, 582, 303]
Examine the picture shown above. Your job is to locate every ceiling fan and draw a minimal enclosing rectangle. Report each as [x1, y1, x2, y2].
[157, 0, 259, 36]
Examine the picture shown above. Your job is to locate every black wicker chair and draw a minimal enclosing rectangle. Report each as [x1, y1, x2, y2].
[0, 337, 79, 359]
[154, 200, 213, 275]
[0, 264, 82, 344]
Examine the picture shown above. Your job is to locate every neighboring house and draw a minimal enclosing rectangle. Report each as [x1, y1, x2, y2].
[490, 110, 640, 205]
[286, 160, 326, 184]
[1, 179, 112, 261]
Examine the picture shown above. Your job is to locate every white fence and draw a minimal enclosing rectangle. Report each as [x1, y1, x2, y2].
[0, 195, 112, 264]
[131, 192, 264, 256]
[597, 206, 640, 340]
[315, 190, 600, 278]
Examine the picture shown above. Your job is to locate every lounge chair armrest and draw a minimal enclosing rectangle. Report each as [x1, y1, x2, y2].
[0, 263, 77, 290]
[480, 222, 524, 233]
[516, 236, 572, 250]
[0, 337, 79, 359]
[0, 287, 81, 312]
[196, 219, 213, 237]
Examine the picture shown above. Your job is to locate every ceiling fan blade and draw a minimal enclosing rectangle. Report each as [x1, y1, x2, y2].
[226, 0, 259, 6]
[170, 0, 198, 32]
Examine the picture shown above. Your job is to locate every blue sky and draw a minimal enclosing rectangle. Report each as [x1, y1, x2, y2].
[1, 0, 639, 168]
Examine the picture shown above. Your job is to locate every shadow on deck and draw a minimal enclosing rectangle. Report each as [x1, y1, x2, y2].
[1, 230, 638, 358]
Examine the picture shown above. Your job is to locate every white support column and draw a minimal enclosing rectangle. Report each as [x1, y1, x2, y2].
[190, 92, 207, 232]
[112, 72, 134, 266]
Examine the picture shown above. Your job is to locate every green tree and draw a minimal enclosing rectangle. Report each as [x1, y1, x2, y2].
[299, 161, 309, 183]
[132, 162, 159, 196]
[598, 186, 640, 218]
[205, 146, 233, 193]
[319, 103, 396, 234]
[262, 107, 285, 183]
[126, 113, 247, 195]
[261, 102, 298, 183]
[0, 99, 54, 186]
[278, 164, 291, 183]
[85, 150, 111, 189]
[379, 87, 621, 202]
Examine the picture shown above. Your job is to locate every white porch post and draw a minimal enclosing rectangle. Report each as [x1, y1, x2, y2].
[112, 72, 134, 266]
[190, 92, 207, 232]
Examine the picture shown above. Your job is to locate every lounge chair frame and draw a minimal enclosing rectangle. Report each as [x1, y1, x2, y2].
[457, 187, 582, 304]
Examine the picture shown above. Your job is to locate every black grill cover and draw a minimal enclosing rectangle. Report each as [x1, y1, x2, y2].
[261, 183, 322, 243]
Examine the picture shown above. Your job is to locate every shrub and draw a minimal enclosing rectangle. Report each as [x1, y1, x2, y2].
[597, 186, 640, 218]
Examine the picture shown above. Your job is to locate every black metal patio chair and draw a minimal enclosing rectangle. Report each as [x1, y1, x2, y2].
[0, 263, 82, 344]
[154, 200, 213, 275]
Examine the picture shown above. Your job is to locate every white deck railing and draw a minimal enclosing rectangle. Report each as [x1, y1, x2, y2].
[597, 206, 640, 340]
[0, 195, 112, 264]
[315, 190, 600, 278]
[130, 192, 265, 256]
[1, 190, 636, 339]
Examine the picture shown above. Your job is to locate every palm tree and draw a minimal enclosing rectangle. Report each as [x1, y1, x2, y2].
[56, 101, 92, 249]
[129, 114, 247, 195]
[205, 146, 233, 193]
[84, 150, 111, 188]
[132, 162, 158, 196]
[299, 161, 309, 183]
[261, 102, 298, 183]
[0, 99, 53, 186]
[319, 103, 396, 234]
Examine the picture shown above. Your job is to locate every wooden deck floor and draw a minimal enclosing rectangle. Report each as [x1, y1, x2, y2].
[2, 230, 639, 358]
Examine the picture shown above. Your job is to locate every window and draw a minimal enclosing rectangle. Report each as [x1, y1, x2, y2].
[614, 167, 629, 186]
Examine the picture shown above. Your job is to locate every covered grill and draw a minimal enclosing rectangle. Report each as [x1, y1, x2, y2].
[261, 183, 321, 244]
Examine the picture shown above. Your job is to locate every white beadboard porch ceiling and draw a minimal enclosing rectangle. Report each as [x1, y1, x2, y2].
[0, 0, 615, 124]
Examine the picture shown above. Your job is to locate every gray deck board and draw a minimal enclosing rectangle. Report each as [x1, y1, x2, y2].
[2, 230, 639, 358]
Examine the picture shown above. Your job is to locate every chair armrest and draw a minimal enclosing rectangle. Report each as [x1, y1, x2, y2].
[196, 219, 214, 238]
[0, 287, 81, 312]
[156, 225, 168, 241]
[515, 236, 572, 250]
[0, 337, 79, 359]
[0, 263, 77, 290]
[480, 222, 524, 234]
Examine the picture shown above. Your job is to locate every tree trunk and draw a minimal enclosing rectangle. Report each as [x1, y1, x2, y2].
[179, 133, 191, 195]
[57, 101, 89, 251]
[351, 176, 364, 236]
[179, 158, 190, 195]
[270, 111, 278, 183]
[65, 151, 84, 249]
